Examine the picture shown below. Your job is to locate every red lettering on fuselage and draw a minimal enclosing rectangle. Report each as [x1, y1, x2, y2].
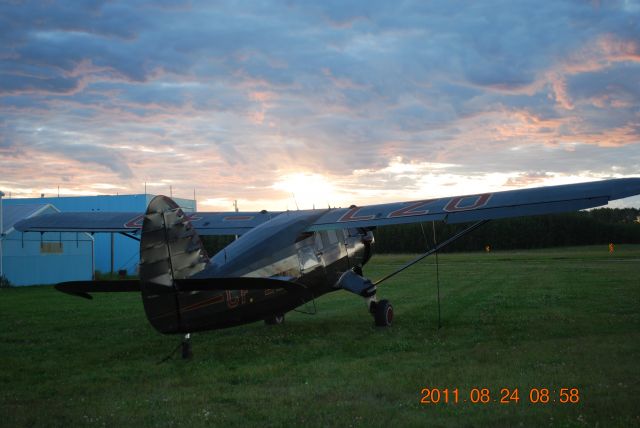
[225, 289, 249, 308]
[443, 193, 492, 212]
[225, 290, 239, 308]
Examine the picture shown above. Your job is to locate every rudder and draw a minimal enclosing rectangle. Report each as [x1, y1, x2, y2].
[139, 195, 209, 334]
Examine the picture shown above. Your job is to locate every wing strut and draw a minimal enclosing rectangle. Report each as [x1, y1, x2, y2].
[373, 220, 489, 286]
[432, 221, 442, 329]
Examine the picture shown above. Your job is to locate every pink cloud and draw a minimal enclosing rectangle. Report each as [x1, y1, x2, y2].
[557, 34, 640, 75]
[543, 34, 640, 110]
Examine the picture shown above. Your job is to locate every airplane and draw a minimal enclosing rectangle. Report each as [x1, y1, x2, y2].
[15, 177, 640, 358]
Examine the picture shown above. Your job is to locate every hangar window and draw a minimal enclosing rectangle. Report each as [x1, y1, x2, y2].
[41, 242, 63, 254]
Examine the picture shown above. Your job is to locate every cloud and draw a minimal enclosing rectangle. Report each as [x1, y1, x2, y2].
[0, 1, 639, 208]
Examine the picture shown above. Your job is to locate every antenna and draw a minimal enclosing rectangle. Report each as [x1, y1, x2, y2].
[233, 200, 239, 240]
[170, 185, 173, 198]
[291, 193, 299, 210]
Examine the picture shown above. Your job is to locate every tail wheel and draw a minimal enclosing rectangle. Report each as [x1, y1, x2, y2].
[265, 313, 285, 325]
[374, 299, 393, 327]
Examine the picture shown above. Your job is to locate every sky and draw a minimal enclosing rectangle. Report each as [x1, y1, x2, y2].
[1, 0, 639, 211]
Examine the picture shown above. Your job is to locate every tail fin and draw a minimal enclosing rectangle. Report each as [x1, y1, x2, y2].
[139, 195, 209, 333]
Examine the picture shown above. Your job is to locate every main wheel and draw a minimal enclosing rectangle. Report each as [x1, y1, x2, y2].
[264, 313, 285, 325]
[374, 299, 393, 327]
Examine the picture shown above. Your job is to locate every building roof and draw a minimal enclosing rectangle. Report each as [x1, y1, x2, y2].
[2, 204, 56, 234]
[3, 194, 196, 213]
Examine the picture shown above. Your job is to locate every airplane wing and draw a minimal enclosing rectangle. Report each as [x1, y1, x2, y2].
[307, 178, 640, 231]
[14, 210, 282, 236]
[13, 178, 640, 234]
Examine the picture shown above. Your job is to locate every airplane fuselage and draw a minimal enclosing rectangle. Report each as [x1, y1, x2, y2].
[142, 209, 373, 334]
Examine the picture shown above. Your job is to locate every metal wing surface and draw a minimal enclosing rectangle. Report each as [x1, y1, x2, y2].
[307, 178, 640, 231]
[14, 211, 282, 236]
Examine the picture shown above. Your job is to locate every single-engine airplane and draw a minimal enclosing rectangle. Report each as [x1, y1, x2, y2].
[15, 178, 640, 358]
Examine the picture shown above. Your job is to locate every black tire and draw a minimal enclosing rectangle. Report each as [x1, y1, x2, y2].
[264, 313, 285, 325]
[374, 299, 393, 327]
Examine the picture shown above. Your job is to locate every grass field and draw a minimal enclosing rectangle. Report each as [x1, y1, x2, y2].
[1, 245, 639, 427]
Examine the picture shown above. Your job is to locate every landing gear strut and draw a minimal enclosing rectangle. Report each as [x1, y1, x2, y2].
[181, 333, 193, 359]
[337, 268, 393, 327]
[370, 299, 393, 327]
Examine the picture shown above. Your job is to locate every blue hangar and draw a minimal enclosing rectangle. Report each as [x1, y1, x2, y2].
[1, 204, 94, 286]
[2, 194, 196, 280]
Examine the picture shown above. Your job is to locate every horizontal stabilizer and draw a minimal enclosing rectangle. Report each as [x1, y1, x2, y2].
[174, 276, 304, 293]
[55, 280, 141, 299]
[55, 277, 304, 299]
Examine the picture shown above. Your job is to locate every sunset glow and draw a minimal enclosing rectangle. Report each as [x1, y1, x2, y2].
[273, 173, 339, 210]
[0, 2, 638, 209]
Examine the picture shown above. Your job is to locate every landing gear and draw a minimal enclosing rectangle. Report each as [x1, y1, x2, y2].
[370, 299, 393, 327]
[181, 333, 193, 359]
[264, 313, 285, 325]
[337, 268, 393, 327]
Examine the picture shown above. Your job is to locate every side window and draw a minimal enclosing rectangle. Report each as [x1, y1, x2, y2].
[320, 231, 330, 248]
[319, 230, 339, 248]
[298, 246, 320, 271]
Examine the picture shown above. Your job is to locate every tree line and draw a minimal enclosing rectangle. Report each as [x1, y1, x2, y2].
[374, 208, 640, 253]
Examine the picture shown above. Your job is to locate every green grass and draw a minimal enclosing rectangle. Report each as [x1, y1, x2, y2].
[1, 245, 639, 427]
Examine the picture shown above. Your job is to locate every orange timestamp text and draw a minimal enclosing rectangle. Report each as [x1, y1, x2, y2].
[419, 387, 580, 404]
